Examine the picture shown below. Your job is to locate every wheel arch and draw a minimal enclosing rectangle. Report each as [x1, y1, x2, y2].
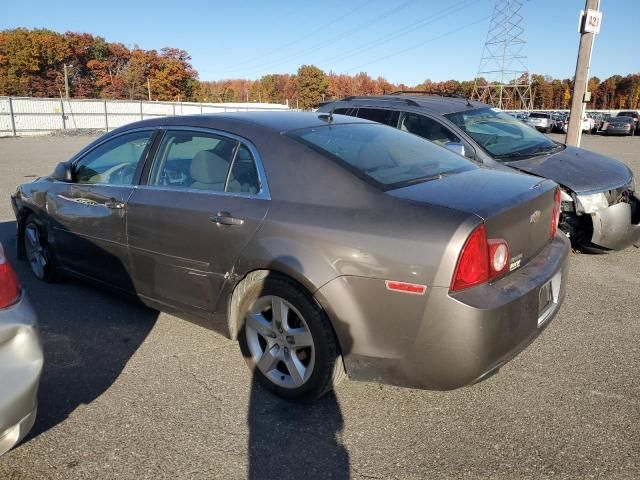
[15, 205, 36, 260]
[225, 268, 345, 356]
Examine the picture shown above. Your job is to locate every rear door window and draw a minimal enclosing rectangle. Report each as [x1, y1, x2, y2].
[147, 130, 263, 195]
[332, 108, 355, 116]
[356, 108, 399, 127]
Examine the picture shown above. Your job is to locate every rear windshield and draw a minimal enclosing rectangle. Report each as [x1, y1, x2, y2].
[287, 123, 475, 190]
[618, 112, 637, 117]
[611, 117, 632, 123]
[528, 113, 551, 119]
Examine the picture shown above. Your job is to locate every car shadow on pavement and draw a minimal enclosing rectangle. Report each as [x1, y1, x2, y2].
[0, 220, 158, 440]
[247, 381, 349, 480]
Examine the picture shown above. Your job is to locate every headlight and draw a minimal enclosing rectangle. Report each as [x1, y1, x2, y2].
[575, 193, 609, 214]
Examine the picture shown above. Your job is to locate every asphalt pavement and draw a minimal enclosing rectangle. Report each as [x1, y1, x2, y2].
[0, 131, 638, 479]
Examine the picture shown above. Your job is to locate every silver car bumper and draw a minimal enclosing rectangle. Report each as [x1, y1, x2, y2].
[591, 197, 640, 250]
[0, 293, 43, 457]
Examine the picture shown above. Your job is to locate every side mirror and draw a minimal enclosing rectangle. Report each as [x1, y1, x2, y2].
[444, 141, 465, 157]
[52, 162, 74, 182]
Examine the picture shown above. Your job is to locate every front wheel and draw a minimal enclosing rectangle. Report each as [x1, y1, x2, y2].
[23, 215, 57, 282]
[237, 272, 345, 401]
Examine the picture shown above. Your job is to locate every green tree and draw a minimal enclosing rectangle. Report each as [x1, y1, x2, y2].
[296, 65, 327, 110]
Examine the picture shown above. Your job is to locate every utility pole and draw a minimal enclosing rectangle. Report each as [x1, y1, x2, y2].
[566, 0, 601, 146]
[63, 64, 70, 99]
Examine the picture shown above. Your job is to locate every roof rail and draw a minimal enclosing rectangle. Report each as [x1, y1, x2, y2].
[339, 96, 420, 107]
[390, 90, 468, 100]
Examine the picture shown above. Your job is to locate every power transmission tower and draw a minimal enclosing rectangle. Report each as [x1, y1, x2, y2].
[472, 0, 533, 110]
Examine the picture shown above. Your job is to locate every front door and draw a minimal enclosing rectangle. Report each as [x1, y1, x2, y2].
[126, 129, 270, 314]
[47, 129, 156, 291]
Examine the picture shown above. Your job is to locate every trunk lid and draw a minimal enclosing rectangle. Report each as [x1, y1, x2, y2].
[388, 168, 557, 270]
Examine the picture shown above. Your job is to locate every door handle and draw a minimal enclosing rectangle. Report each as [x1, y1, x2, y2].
[104, 198, 125, 209]
[209, 211, 244, 226]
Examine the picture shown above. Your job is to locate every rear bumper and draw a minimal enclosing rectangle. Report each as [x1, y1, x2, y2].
[0, 294, 43, 456]
[590, 196, 640, 250]
[317, 235, 570, 390]
[606, 127, 632, 135]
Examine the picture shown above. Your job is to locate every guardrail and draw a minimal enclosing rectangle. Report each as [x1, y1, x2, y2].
[0, 97, 290, 137]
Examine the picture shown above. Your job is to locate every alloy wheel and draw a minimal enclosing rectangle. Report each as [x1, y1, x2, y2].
[24, 223, 47, 280]
[245, 295, 315, 389]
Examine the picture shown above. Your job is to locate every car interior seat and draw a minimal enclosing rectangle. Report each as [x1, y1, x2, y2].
[190, 150, 232, 191]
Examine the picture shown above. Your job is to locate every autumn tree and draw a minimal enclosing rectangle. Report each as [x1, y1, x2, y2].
[296, 65, 327, 110]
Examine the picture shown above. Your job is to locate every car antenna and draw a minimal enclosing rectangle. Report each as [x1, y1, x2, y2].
[318, 107, 335, 124]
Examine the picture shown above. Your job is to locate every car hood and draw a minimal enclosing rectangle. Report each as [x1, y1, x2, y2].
[505, 146, 633, 194]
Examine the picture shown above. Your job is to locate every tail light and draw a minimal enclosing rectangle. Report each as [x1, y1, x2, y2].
[0, 243, 20, 308]
[551, 187, 561, 238]
[450, 224, 509, 291]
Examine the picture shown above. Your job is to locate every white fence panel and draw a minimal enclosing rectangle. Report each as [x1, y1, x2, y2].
[0, 97, 292, 137]
[0, 98, 13, 134]
[64, 99, 107, 129]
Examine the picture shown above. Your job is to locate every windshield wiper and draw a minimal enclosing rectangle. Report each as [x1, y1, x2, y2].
[496, 143, 562, 160]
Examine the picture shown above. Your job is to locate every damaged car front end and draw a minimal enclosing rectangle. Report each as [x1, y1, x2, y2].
[560, 179, 640, 251]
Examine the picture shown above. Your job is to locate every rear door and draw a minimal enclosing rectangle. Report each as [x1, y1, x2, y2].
[126, 128, 270, 314]
[47, 129, 156, 290]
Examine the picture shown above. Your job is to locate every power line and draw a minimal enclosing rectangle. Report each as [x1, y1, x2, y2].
[215, 0, 417, 77]
[216, 0, 375, 72]
[343, 15, 491, 74]
[317, 0, 476, 70]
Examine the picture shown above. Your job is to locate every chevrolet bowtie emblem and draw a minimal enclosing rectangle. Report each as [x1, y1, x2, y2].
[530, 210, 542, 223]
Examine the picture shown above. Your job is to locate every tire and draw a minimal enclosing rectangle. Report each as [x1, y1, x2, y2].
[23, 214, 57, 282]
[236, 271, 345, 402]
[545, 126, 551, 134]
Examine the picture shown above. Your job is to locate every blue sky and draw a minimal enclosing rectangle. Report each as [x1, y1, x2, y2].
[3, 0, 638, 84]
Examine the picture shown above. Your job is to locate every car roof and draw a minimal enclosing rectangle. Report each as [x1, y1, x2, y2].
[328, 95, 489, 115]
[119, 110, 374, 133]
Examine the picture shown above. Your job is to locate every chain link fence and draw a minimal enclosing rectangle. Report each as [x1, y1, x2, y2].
[0, 97, 290, 137]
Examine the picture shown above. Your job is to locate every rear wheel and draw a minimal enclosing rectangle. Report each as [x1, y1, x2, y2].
[237, 272, 345, 401]
[23, 215, 56, 282]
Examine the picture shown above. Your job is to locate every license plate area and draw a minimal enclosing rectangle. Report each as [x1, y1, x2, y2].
[538, 270, 561, 327]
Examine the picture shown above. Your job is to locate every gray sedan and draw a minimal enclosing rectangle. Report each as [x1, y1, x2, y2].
[0, 242, 42, 456]
[12, 112, 568, 401]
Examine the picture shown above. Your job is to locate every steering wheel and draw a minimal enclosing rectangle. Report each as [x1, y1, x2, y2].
[111, 163, 137, 185]
[481, 134, 499, 147]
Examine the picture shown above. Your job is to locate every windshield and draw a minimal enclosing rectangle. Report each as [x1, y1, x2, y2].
[288, 123, 475, 189]
[444, 108, 558, 160]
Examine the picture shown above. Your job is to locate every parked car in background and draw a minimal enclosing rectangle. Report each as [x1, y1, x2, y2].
[0, 242, 42, 457]
[605, 116, 635, 136]
[13, 111, 569, 400]
[319, 94, 640, 252]
[616, 111, 640, 134]
[552, 114, 568, 133]
[566, 115, 595, 134]
[595, 113, 612, 133]
[525, 112, 554, 133]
